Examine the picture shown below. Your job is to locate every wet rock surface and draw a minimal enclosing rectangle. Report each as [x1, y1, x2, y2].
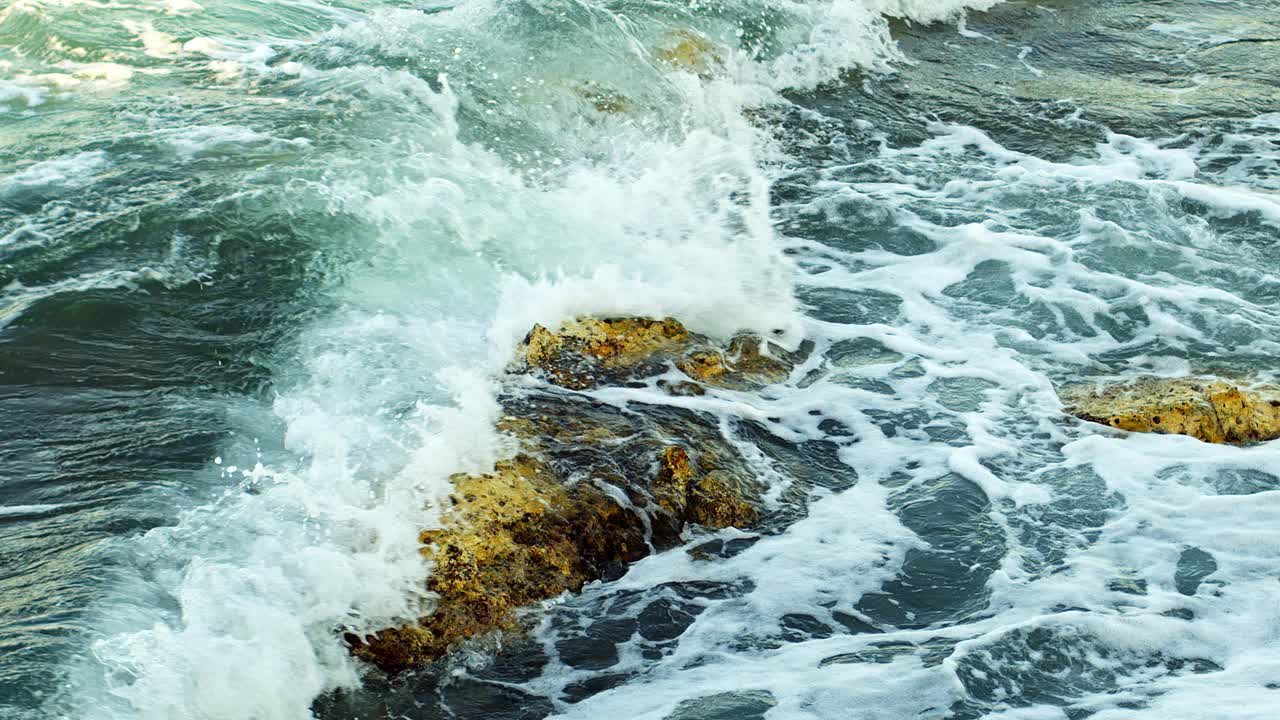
[656, 30, 725, 78]
[520, 316, 791, 392]
[350, 317, 796, 673]
[1060, 377, 1280, 444]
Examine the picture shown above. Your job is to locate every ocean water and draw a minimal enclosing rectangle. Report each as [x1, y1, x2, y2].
[2, 0, 1278, 718]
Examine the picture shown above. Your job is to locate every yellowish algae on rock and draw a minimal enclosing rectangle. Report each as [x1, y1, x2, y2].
[1061, 377, 1280, 444]
[350, 317, 794, 673]
[520, 316, 791, 391]
[351, 455, 642, 672]
[656, 30, 724, 78]
[526, 316, 687, 366]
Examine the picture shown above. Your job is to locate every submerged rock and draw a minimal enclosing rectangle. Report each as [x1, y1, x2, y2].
[350, 317, 795, 673]
[572, 82, 633, 114]
[656, 30, 724, 78]
[1061, 377, 1280, 444]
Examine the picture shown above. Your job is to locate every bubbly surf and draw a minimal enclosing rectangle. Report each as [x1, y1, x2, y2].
[2, 1, 1278, 719]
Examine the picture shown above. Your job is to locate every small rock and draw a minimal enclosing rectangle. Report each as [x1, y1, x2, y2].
[656, 30, 724, 78]
[689, 473, 759, 528]
[1060, 377, 1280, 444]
[518, 316, 793, 391]
[676, 350, 729, 382]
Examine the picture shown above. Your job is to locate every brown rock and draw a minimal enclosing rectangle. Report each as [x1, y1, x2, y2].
[653, 446, 695, 518]
[676, 350, 729, 382]
[518, 317, 689, 390]
[523, 324, 564, 369]
[518, 316, 794, 392]
[1061, 377, 1280, 444]
[661, 380, 707, 397]
[720, 335, 795, 389]
[656, 30, 724, 78]
[352, 317, 791, 672]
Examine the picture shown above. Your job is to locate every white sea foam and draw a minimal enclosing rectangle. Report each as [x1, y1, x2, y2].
[122, 21, 183, 59]
[160, 125, 311, 160]
[52, 61, 137, 88]
[163, 0, 204, 15]
[867, 0, 1004, 24]
[521, 97, 1280, 718]
[0, 81, 49, 110]
[2, 151, 109, 189]
[0, 503, 67, 518]
[49, 2, 1088, 719]
[49, 0, 1273, 711]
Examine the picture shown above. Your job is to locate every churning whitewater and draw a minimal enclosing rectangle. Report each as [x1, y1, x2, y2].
[1, 0, 1278, 719]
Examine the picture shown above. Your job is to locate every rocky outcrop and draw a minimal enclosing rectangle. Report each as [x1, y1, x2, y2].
[1061, 377, 1280, 444]
[349, 317, 795, 673]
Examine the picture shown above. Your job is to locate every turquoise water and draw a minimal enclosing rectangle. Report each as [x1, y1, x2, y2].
[2, 1, 1279, 718]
